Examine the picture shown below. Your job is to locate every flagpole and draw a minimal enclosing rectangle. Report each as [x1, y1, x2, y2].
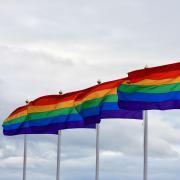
[23, 134, 27, 180]
[143, 110, 148, 180]
[95, 79, 101, 180]
[95, 124, 100, 180]
[23, 100, 29, 180]
[56, 90, 63, 180]
[56, 130, 62, 180]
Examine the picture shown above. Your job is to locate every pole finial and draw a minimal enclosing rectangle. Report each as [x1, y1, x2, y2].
[97, 79, 102, 85]
[59, 90, 63, 95]
[145, 65, 148, 69]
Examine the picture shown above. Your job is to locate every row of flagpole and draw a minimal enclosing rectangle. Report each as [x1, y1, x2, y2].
[22, 112, 148, 180]
[22, 91, 148, 180]
[55, 124, 100, 180]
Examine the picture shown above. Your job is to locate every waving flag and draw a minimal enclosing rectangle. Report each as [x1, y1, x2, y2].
[3, 79, 143, 135]
[118, 62, 180, 110]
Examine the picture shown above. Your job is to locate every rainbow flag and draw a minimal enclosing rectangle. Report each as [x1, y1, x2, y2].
[118, 62, 180, 110]
[3, 79, 143, 135]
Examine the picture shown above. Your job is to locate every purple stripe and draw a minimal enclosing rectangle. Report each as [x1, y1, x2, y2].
[101, 110, 143, 119]
[3, 117, 99, 136]
[4, 110, 143, 136]
[3, 110, 144, 136]
[119, 100, 180, 110]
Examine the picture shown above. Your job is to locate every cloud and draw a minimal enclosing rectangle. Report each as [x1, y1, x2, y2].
[0, 0, 180, 179]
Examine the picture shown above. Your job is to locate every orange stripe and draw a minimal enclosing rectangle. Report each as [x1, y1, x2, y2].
[4, 110, 27, 122]
[123, 76, 180, 86]
[5, 88, 117, 122]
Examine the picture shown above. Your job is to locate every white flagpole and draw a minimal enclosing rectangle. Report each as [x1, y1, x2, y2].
[95, 124, 100, 180]
[23, 134, 27, 180]
[143, 110, 148, 180]
[56, 90, 63, 180]
[23, 100, 29, 180]
[56, 130, 62, 180]
[95, 79, 101, 180]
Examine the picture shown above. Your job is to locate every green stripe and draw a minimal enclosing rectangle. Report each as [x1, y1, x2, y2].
[118, 83, 180, 94]
[4, 94, 117, 125]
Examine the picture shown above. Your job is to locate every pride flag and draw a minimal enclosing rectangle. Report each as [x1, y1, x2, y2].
[3, 79, 143, 135]
[118, 62, 180, 110]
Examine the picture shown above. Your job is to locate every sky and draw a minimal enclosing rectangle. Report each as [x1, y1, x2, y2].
[0, 0, 180, 179]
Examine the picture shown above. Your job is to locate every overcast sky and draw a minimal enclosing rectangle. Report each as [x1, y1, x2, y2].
[0, 0, 180, 180]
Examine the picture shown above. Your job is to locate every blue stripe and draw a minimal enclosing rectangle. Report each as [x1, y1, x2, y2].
[3, 117, 99, 136]
[4, 102, 140, 131]
[4, 103, 120, 131]
[118, 91, 180, 102]
[101, 102, 119, 110]
[4, 114, 82, 130]
[4, 107, 101, 131]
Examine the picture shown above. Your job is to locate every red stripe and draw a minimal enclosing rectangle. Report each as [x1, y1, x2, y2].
[30, 94, 77, 105]
[8, 106, 27, 117]
[128, 62, 180, 80]
[128, 70, 180, 83]
[30, 78, 126, 106]
[9, 78, 126, 117]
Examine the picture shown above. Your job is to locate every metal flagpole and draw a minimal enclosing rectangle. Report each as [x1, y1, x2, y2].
[23, 100, 29, 180]
[56, 130, 62, 180]
[95, 124, 100, 180]
[56, 90, 63, 180]
[95, 79, 101, 180]
[143, 110, 148, 180]
[23, 134, 27, 180]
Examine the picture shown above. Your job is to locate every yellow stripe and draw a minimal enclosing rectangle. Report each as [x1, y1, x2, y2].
[123, 76, 180, 86]
[29, 100, 74, 113]
[75, 88, 116, 105]
[5, 88, 117, 122]
[5, 110, 27, 122]
[30, 88, 116, 113]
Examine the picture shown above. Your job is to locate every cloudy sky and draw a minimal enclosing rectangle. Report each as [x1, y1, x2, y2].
[0, 0, 180, 179]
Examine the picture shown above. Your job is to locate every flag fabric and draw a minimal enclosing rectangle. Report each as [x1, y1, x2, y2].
[118, 62, 180, 110]
[3, 104, 96, 135]
[3, 79, 143, 136]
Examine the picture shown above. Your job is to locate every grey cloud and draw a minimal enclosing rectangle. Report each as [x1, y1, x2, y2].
[0, 0, 180, 179]
[0, 45, 75, 104]
[0, 0, 179, 62]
